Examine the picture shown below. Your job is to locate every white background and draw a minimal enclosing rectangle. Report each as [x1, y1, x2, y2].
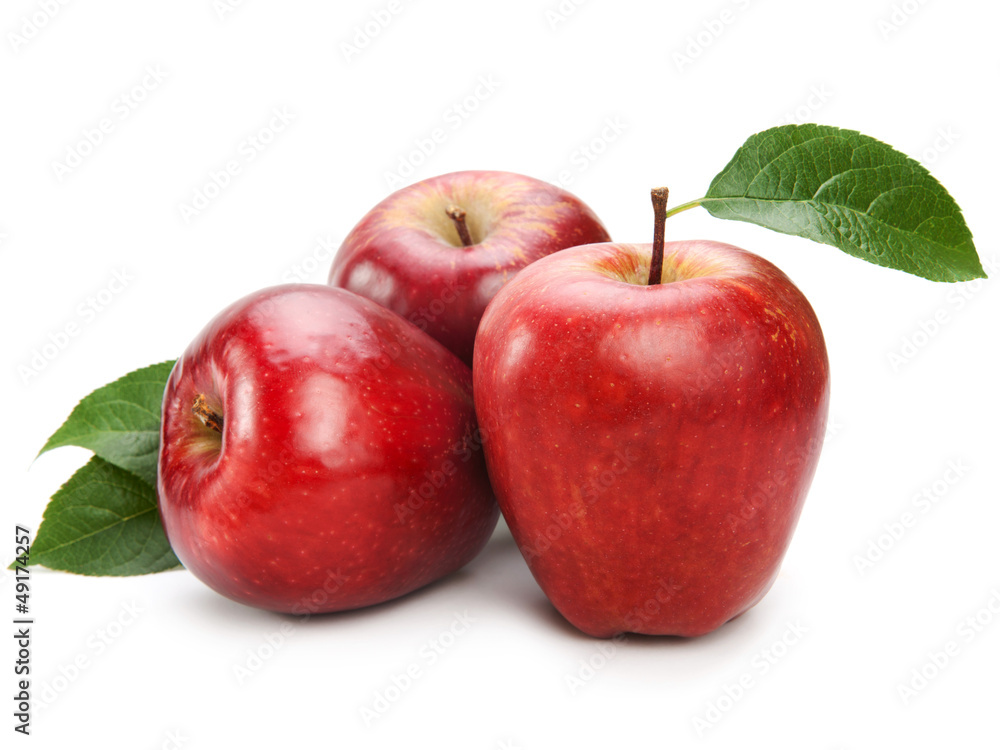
[2, 0, 998, 747]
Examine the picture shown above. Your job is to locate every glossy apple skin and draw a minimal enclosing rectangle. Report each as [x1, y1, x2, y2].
[328, 170, 610, 365]
[474, 241, 830, 637]
[158, 284, 498, 613]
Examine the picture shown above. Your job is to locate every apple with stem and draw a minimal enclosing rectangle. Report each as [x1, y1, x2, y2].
[328, 170, 610, 365]
[158, 284, 497, 613]
[473, 188, 830, 637]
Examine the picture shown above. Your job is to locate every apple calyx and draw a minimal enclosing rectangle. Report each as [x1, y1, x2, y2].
[647, 187, 670, 286]
[192, 394, 223, 433]
[445, 204, 474, 247]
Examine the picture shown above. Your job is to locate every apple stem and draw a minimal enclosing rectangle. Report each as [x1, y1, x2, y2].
[647, 187, 669, 286]
[446, 205, 474, 247]
[192, 394, 223, 433]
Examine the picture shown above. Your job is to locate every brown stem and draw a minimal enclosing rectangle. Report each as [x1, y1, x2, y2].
[647, 187, 670, 286]
[446, 204, 474, 247]
[192, 394, 223, 433]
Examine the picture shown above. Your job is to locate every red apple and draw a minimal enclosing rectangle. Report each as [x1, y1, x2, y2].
[473, 192, 830, 637]
[158, 284, 497, 613]
[328, 170, 610, 365]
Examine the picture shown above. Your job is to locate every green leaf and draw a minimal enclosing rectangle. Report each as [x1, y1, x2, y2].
[696, 123, 984, 282]
[23, 456, 181, 576]
[40, 360, 176, 486]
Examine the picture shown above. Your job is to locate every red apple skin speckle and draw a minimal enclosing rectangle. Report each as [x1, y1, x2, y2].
[474, 240, 830, 638]
[158, 284, 497, 613]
